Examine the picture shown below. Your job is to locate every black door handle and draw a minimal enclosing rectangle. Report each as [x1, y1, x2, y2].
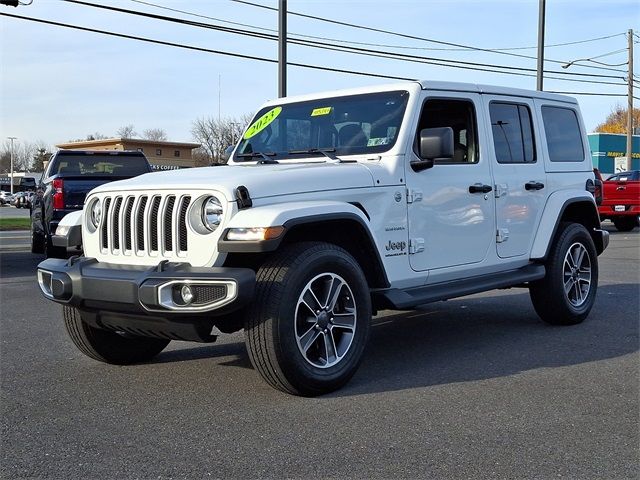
[525, 181, 545, 191]
[469, 183, 493, 194]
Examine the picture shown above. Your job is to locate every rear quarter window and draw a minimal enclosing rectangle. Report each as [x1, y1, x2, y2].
[541, 106, 585, 162]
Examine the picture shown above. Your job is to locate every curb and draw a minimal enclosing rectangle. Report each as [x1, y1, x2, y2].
[0, 246, 31, 253]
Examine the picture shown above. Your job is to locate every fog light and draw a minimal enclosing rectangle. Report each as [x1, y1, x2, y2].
[180, 284, 194, 305]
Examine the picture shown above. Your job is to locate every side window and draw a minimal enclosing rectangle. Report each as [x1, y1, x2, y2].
[417, 98, 478, 164]
[489, 102, 536, 163]
[541, 106, 585, 162]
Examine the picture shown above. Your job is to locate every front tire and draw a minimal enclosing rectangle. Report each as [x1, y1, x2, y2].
[530, 223, 598, 325]
[63, 306, 170, 364]
[245, 242, 371, 396]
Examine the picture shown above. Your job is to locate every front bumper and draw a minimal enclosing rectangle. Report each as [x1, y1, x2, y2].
[37, 257, 255, 340]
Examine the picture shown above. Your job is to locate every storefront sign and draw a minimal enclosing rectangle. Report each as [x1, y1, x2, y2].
[150, 164, 184, 171]
[606, 151, 640, 159]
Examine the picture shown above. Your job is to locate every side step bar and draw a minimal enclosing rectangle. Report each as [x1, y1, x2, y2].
[374, 264, 545, 310]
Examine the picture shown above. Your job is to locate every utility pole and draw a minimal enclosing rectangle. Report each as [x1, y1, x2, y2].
[536, 0, 546, 91]
[278, 0, 287, 97]
[627, 29, 634, 171]
[7, 136, 16, 195]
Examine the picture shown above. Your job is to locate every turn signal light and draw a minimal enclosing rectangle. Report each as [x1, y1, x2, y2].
[226, 226, 285, 241]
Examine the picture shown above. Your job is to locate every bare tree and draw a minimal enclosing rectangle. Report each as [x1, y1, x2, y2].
[0, 139, 39, 172]
[85, 132, 109, 141]
[143, 128, 168, 142]
[32, 140, 53, 172]
[117, 124, 138, 138]
[191, 114, 251, 164]
[0, 150, 10, 174]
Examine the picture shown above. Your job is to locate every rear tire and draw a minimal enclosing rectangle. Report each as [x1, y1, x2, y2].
[30, 223, 45, 254]
[612, 216, 638, 232]
[530, 223, 598, 325]
[63, 306, 170, 365]
[244, 242, 371, 396]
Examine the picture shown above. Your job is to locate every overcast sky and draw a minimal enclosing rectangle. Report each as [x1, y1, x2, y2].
[1, 0, 638, 149]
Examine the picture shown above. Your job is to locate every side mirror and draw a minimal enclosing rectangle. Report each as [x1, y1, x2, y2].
[222, 145, 234, 163]
[411, 127, 454, 172]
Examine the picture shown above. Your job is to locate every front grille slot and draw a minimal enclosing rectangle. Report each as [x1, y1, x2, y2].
[150, 197, 161, 252]
[99, 193, 191, 257]
[124, 197, 134, 251]
[101, 197, 112, 250]
[136, 196, 148, 252]
[164, 196, 176, 252]
[178, 197, 191, 253]
[112, 197, 123, 250]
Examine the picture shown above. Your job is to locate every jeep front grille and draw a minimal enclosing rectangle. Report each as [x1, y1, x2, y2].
[99, 194, 191, 256]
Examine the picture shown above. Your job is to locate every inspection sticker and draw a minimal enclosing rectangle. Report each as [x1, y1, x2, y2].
[367, 137, 390, 147]
[243, 106, 282, 140]
[311, 107, 332, 116]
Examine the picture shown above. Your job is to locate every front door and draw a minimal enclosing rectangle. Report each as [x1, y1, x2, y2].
[406, 93, 495, 272]
[484, 96, 547, 258]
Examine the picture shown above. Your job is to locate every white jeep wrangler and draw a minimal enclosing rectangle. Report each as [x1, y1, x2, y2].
[38, 81, 608, 396]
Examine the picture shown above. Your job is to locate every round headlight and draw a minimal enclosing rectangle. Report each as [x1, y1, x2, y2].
[202, 196, 223, 231]
[90, 200, 102, 229]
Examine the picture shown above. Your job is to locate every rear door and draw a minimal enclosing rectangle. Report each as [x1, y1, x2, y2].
[484, 96, 547, 259]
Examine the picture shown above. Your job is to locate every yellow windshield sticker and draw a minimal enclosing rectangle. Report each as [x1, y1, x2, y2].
[243, 106, 282, 140]
[311, 107, 332, 117]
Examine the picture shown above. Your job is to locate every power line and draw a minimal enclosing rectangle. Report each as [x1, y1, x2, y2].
[229, 0, 629, 74]
[1, 11, 629, 98]
[0, 12, 416, 82]
[588, 48, 628, 60]
[130, 0, 626, 56]
[62, 0, 628, 85]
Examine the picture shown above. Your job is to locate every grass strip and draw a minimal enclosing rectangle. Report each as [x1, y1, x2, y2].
[0, 218, 30, 231]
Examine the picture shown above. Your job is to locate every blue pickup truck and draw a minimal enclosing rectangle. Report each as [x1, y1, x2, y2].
[31, 150, 152, 258]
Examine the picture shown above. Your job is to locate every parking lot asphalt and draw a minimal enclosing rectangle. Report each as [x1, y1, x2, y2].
[1, 226, 638, 479]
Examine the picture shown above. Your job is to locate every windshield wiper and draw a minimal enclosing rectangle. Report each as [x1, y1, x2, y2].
[236, 151, 279, 164]
[287, 148, 355, 163]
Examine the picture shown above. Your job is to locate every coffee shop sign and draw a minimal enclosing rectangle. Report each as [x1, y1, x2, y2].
[151, 164, 183, 171]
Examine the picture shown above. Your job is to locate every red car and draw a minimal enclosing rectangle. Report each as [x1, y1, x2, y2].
[594, 169, 640, 231]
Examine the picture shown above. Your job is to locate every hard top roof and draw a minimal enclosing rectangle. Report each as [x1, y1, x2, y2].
[262, 80, 577, 107]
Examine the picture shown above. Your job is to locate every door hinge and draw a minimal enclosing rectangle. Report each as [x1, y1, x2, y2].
[406, 188, 423, 204]
[495, 183, 508, 198]
[409, 237, 425, 254]
[496, 228, 509, 243]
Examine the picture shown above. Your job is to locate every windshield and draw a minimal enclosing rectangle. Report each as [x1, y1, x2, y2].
[50, 154, 150, 177]
[234, 90, 409, 161]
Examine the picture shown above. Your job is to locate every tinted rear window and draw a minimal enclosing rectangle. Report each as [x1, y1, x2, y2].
[489, 102, 536, 163]
[541, 106, 585, 162]
[51, 154, 149, 177]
